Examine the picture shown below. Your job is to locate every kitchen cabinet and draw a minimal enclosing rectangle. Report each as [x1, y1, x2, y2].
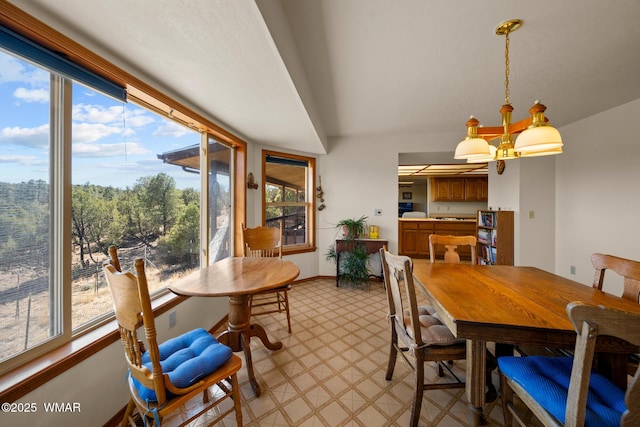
[464, 177, 488, 201]
[399, 220, 434, 257]
[399, 219, 476, 259]
[431, 177, 488, 202]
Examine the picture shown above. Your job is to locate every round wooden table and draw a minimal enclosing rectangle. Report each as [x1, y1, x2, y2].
[169, 257, 300, 396]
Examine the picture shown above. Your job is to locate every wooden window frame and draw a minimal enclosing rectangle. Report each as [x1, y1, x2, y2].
[262, 150, 316, 255]
[0, 1, 247, 402]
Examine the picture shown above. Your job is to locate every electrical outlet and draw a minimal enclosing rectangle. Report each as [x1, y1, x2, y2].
[374, 208, 382, 216]
[570, 265, 576, 275]
[169, 311, 176, 328]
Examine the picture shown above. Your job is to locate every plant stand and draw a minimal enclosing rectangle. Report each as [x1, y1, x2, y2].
[335, 238, 388, 288]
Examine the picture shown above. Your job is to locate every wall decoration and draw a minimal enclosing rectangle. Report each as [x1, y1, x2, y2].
[402, 192, 412, 200]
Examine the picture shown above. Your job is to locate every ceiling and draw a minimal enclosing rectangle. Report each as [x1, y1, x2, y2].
[9, 0, 640, 158]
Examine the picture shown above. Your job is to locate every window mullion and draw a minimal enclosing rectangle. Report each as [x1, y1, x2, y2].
[50, 75, 72, 339]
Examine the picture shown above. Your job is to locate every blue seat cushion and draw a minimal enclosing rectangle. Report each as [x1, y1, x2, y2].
[131, 328, 233, 403]
[498, 356, 626, 427]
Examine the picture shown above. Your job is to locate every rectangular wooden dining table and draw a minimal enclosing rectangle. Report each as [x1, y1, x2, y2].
[412, 260, 640, 427]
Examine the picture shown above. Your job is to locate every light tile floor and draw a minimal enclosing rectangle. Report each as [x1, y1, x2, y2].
[197, 278, 508, 427]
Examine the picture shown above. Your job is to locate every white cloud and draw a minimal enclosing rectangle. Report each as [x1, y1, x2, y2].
[72, 141, 150, 158]
[0, 125, 49, 148]
[125, 109, 155, 128]
[0, 52, 49, 86]
[73, 103, 124, 123]
[152, 121, 190, 137]
[0, 154, 46, 166]
[13, 87, 49, 103]
[72, 122, 123, 143]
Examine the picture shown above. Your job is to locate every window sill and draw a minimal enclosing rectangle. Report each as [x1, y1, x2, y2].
[282, 245, 316, 256]
[0, 292, 187, 403]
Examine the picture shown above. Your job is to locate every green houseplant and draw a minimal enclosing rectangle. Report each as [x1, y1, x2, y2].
[327, 216, 369, 286]
[336, 215, 368, 240]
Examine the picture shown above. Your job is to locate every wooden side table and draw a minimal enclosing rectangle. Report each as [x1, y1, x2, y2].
[335, 238, 388, 287]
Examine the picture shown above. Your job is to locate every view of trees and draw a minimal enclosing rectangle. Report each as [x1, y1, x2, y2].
[0, 172, 222, 278]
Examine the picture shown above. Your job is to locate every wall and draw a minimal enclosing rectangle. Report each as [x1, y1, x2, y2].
[555, 98, 640, 296]
[519, 156, 556, 271]
[4, 296, 228, 426]
[317, 131, 460, 276]
[486, 154, 557, 271]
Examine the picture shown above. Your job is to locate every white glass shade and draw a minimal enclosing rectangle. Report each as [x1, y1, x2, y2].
[467, 144, 497, 163]
[454, 137, 491, 160]
[514, 125, 563, 154]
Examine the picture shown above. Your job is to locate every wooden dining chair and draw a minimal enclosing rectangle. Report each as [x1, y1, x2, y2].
[498, 302, 640, 427]
[103, 246, 243, 427]
[427, 235, 498, 398]
[241, 223, 292, 333]
[381, 248, 466, 427]
[428, 234, 477, 264]
[592, 252, 640, 375]
[591, 253, 640, 303]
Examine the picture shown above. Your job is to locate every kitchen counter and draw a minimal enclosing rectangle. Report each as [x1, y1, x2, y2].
[399, 217, 476, 222]
[398, 217, 476, 259]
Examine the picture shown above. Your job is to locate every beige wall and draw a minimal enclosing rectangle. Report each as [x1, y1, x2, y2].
[555, 98, 640, 296]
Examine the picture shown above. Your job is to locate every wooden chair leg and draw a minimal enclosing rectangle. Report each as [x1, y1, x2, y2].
[386, 331, 398, 380]
[121, 399, 136, 427]
[411, 355, 425, 427]
[231, 372, 243, 427]
[500, 373, 514, 427]
[283, 290, 292, 333]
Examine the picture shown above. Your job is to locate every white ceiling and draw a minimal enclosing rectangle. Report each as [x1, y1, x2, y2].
[10, 0, 640, 156]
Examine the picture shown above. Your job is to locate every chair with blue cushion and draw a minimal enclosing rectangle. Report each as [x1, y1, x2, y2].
[498, 302, 640, 427]
[103, 246, 242, 427]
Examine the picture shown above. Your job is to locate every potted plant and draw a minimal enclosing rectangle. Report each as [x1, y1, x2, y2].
[327, 215, 370, 287]
[336, 215, 368, 240]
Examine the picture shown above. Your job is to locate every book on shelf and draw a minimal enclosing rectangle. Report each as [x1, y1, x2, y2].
[479, 244, 498, 264]
[477, 229, 491, 244]
[478, 211, 496, 228]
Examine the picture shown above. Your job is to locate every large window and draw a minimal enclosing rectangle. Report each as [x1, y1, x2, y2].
[0, 38, 235, 371]
[263, 150, 315, 254]
[70, 82, 203, 331]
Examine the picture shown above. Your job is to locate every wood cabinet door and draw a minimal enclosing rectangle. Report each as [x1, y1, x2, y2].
[401, 228, 419, 255]
[433, 179, 450, 201]
[465, 178, 480, 200]
[448, 178, 465, 200]
[479, 178, 488, 200]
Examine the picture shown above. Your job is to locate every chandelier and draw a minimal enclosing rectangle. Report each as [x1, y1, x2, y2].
[454, 19, 563, 172]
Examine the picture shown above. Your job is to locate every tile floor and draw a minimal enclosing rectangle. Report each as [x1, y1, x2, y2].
[199, 278, 508, 426]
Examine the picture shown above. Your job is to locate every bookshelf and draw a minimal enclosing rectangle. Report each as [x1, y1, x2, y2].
[476, 210, 514, 265]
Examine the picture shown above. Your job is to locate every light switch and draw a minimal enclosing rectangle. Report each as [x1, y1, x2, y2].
[528, 210, 535, 219]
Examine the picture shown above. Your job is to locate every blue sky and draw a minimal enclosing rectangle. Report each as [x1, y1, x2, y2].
[0, 49, 204, 190]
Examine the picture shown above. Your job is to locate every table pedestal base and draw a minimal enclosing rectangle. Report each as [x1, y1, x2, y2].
[217, 294, 283, 397]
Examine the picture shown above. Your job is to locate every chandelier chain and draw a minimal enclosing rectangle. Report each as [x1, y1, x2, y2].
[504, 30, 510, 105]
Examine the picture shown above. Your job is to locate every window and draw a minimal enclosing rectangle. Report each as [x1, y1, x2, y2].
[0, 26, 243, 374]
[70, 82, 204, 331]
[263, 150, 315, 253]
[0, 50, 54, 364]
